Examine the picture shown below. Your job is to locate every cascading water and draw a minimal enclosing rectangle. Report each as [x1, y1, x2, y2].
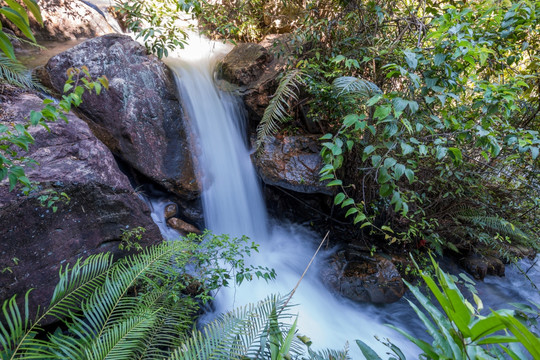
[165, 37, 416, 357]
[163, 35, 539, 358]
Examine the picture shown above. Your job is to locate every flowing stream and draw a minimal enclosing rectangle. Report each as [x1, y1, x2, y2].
[164, 37, 415, 358]
[162, 36, 540, 358]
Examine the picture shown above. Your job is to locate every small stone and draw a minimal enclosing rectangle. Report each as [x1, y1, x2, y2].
[164, 203, 178, 220]
[167, 217, 202, 235]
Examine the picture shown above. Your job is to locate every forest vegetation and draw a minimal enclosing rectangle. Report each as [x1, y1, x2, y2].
[0, 0, 539, 359]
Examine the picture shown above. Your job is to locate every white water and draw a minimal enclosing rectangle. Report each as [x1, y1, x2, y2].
[165, 37, 415, 358]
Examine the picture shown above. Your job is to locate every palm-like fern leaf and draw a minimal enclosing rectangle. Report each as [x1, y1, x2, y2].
[256, 69, 305, 150]
[332, 76, 381, 98]
[0, 252, 114, 360]
[0, 55, 46, 91]
[169, 294, 296, 360]
[456, 211, 533, 244]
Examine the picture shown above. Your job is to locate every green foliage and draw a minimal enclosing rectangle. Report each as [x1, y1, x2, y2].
[0, 55, 43, 90]
[0, 0, 42, 59]
[120, 226, 146, 251]
[0, 0, 44, 89]
[113, 0, 197, 58]
[36, 188, 70, 213]
[358, 256, 540, 360]
[303, 0, 540, 253]
[0, 232, 276, 359]
[169, 294, 298, 360]
[0, 67, 109, 191]
[256, 68, 305, 150]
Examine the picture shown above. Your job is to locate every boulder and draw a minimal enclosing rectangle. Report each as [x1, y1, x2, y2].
[0, 93, 161, 321]
[253, 135, 331, 194]
[219, 43, 273, 87]
[460, 254, 505, 280]
[1, 0, 114, 41]
[321, 249, 405, 304]
[217, 35, 290, 130]
[44, 34, 199, 199]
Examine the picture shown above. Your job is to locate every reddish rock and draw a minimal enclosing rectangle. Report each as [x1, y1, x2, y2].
[0, 93, 161, 322]
[166, 217, 202, 235]
[164, 203, 178, 220]
[44, 34, 199, 199]
[253, 135, 331, 194]
[321, 250, 405, 304]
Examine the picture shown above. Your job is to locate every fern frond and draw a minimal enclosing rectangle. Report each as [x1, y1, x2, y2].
[332, 76, 381, 98]
[0, 291, 53, 359]
[81, 315, 157, 360]
[256, 69, 305, 150]
[51, 241, 198, 360]
[307, 346, 351, 360]
[0, 252, 114, 359]
[169, 294, 296, 360]
[457, 212, 532, 244]
[0, 54, 46, 91]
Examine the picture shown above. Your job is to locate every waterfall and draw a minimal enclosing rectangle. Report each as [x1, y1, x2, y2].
[165, 36, 415, 358]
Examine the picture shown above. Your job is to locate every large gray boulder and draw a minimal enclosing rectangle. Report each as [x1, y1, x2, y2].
[43, 34, 199, 199]
[254, 135, 331, 194]
[0, 92, 162, 321]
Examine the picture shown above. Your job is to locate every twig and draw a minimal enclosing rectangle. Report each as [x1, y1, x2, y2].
[279, 231, 330, 315]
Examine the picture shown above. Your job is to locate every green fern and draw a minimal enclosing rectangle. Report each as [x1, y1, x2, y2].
[0, 55, 45, 91]
[456, 211, 533, 244]
[256, 68, 305, 150]
[0, 252, 114, 359]
[169, 294, 298, 360]
[331, 76, 382, 98]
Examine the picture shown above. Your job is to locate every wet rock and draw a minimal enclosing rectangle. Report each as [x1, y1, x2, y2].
[217, 35, 290, 130]
[219, 43, 272, 86]
[460, 254, 505, 280]
[321, 249, 405, 304]
[164, 203, 178, 220]
[0, 93, 161, 322]
[167, 217, 202, 235]
[253, 135, 331, 195]
[1, 0, 113, 41]
[44, 34, 199, 199]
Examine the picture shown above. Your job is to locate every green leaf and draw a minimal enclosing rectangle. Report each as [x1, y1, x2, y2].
[345, 207, 358, 217]
[353, 213, 367, 224]
[327, 179, 342, 187]
[401, 142, 414, 156]
[383, 157, 397, 168]
[404, 50, 418, 70]
[404, 169, 414, 183]
[334, 192, 346, 205]
[355, 339, 383, 360]
[434, 53, 446, 66]
[393, 163, 405, 180]
[0, 31, 15, 59]
[448, 147, 462, 164]
[377, 168, 391, 184]
[21, 0, 42, 24]
[0, 8, 35, 42]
